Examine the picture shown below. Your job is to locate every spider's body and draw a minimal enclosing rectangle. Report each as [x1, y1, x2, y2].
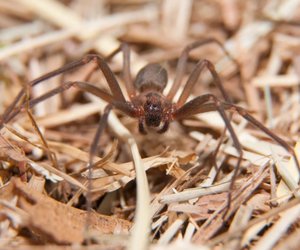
[112, 63, 175, 134]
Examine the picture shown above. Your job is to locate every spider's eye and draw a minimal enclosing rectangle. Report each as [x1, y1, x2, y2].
[147, 103, 159, 112]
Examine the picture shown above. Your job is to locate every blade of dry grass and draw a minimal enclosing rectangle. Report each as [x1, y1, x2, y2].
[86, 94, 151, 250]
[0, 5, 157, 60]
[160, 181, 230, 204]
[252, 203, 300, 250]
[275, 142, 300, 205]
[0, 133, 86, 189]
[158, 214, 187, 245]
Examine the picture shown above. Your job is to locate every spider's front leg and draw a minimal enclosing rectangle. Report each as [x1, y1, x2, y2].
[174, 93, 243, 216]
[167, 38, 238, 104]
[1, 46, 132, 129]
[1, 81, 115, 129]
[168, 43, 240, 180]
[174, 93, 300, 216]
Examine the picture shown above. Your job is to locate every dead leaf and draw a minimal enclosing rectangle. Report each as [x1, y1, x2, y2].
[11, 178, 131, 244]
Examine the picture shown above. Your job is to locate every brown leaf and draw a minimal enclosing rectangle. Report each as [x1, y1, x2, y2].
[13, 178, 131, 244]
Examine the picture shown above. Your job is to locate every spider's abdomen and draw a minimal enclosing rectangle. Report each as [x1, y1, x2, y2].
[134, 64, 168, 93]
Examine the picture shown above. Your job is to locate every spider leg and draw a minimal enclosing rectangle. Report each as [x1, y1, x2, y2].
[177, 59, 232, 107]
[174, 94, 300, 215]
[1, 54, 126, 128]
[2, 59, 95, 125]
[105, 43, 136, 99]
[174, 94, 243, 216]
[167, 38, 238, 102]
[174, 94, 216, 119]
[138, 117, 147, 134]
[1, 81, 114, 128]
[170, 44, 243, 213]
[84, 100, 138, 236]
[5, 81, 138, 126]
[222, 102, 300, 211]
[226, 103, 300, 172]
[86, 104, 113, 215]
[170, 41, 239, 173]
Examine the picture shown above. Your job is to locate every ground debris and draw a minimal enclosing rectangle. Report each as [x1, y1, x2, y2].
[0, 178, 131, 245]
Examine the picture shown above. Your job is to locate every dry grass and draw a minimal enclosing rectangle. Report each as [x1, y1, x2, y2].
[1, 0, 300, 249]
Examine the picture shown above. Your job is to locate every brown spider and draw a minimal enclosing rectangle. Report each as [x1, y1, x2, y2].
[1, 39, 299, 206]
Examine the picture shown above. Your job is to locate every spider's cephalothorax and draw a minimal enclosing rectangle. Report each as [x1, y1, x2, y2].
[132, 64, 174, 134]
[143, 93, 163, 127]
